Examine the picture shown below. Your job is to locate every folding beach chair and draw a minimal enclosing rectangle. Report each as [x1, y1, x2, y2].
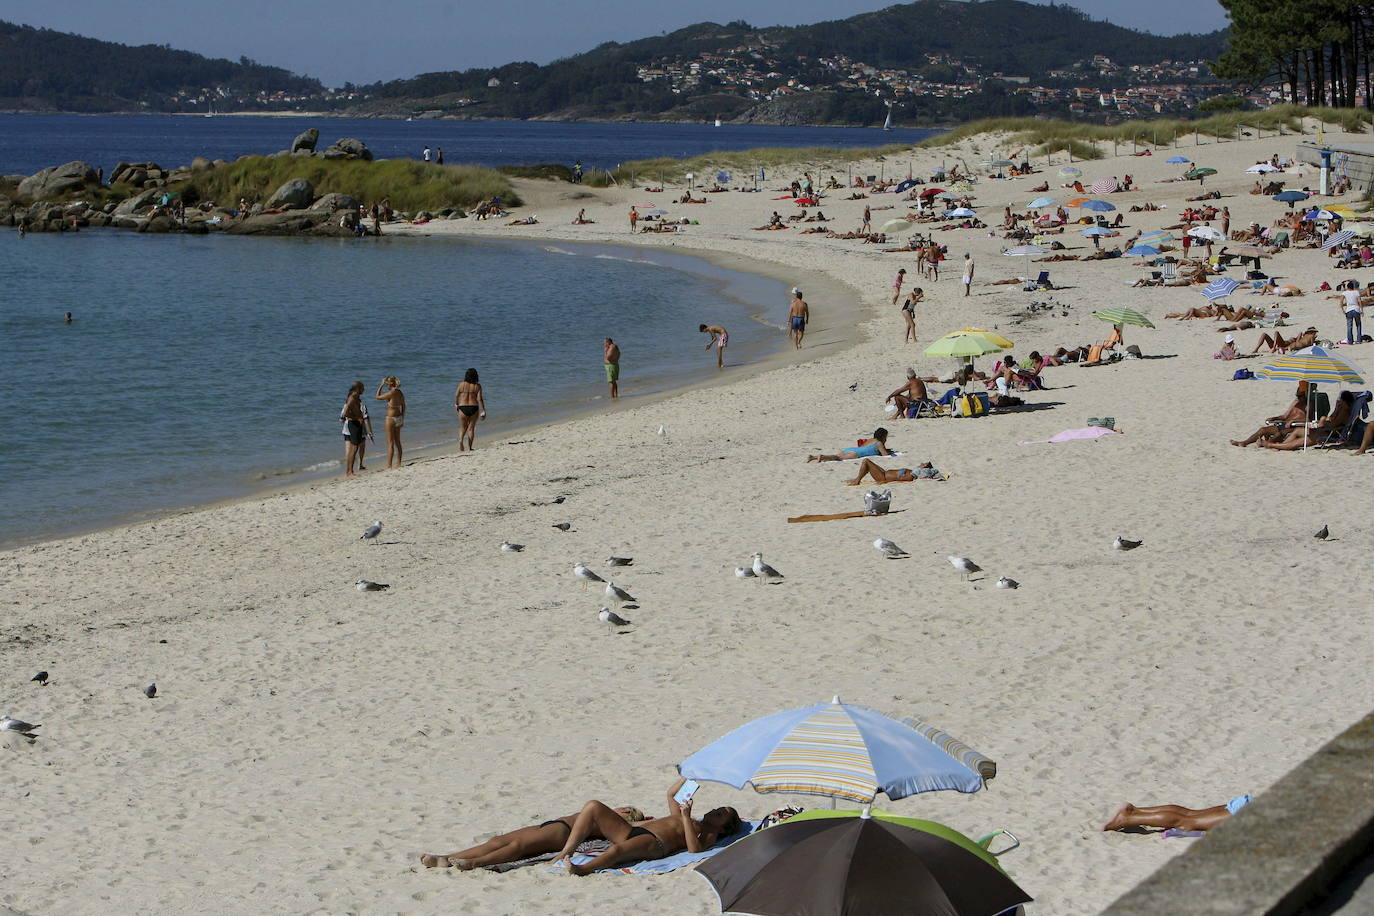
[1035, 270, 1053, 289]
[1160, 261, 1178, 281]
[976, 830, 1021, 857]
[1321, 390, 1371, 446]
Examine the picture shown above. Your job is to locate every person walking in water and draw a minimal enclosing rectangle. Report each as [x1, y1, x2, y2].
[340, 381, 370, 477]
[787, 288, 810, 350]
[374, 376, 406, 469]
[454, 368, 486, 451]
[700, 323, 728, 369]
[603, 338, 621, 399]
[629, 206, 638, 233]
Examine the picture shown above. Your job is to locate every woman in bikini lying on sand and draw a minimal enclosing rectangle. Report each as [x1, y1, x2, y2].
[421, 805, 648, 869]
[844, 459, 944, 485]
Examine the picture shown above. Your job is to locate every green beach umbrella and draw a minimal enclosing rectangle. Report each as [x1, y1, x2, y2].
[1092, 308, 1155, 329]
[957, 327, 1015, 349]
[1184, 167, 1217, 180]
[925, 334, 1005, 359]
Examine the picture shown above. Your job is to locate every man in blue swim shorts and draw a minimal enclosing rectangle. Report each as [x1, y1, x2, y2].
[1103, 794, 1253, 833]
[787, 288, 810, 350]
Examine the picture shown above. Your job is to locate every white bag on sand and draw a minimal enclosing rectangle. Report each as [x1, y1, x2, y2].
[864, 490, 893, 515]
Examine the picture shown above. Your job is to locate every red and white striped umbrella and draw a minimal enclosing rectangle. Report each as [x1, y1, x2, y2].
[1090, 177, 1118, 194]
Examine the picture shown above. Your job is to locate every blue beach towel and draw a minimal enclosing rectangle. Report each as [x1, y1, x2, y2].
[546, 822, 759, 875]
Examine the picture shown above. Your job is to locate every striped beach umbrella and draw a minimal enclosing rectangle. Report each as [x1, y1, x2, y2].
[1092, 307, 1155, 329]
[1138, 229, 1173, 243]
[1090, 176, 1119, 194]
[1257, 346, 1364, 386]
[678, 698, 992, 804]
[1202, 277, 1242, 301]
[948, 207, 976, 217]
[1059, 167, 1083, 178]
[1126, 245, 1162, 256]
[1321, 230, 1356, 250]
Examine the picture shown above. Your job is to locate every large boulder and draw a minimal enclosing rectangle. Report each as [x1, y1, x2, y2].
[291, 128, 320, 153]
[18, 161, 98, 200]
[309, 192, 360, 212]
[113, 187, 161, 216]
[323, 138, 372, 161]
[191, 157, 213, 172]
[265, 178, 314, 210]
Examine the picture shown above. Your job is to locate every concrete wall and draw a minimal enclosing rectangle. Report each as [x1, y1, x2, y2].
[1297, 141, 1374, 194]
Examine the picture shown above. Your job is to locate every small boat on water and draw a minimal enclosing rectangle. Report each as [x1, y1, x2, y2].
[882, 103, 893, 131]
[714, 118, 722, 127]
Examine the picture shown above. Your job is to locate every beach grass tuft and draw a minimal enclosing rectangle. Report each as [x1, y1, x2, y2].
[190, 157, 521, 211]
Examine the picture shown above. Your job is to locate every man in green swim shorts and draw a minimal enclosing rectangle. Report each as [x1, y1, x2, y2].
[604, 338, 621, 399]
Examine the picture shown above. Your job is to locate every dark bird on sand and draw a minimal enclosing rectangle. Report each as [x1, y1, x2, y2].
[143, 684, 157, 699]
[31, 671, 48, 686]
[1315, 525, 1329, 540]
[552, 523, 572, 531]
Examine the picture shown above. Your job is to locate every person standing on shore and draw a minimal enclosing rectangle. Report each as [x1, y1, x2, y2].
[1222, 206, 1231, 239]
[423, 146, 431, 163]
[787, 289, 809, 349]
[700, 324, 728, 369]
[961, 253, 975, 296]
[436, 148, 444, 166]
[900, 288, 923, 344]
[629, 206, 638, 233]
[374, 376, 406, 469]
[454, 368, 487, 451]
[340, 381, 370, 478]
[891, 268, 906, 305]
[604, 338, 621, 399]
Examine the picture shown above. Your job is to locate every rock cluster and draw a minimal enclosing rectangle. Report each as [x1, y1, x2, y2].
[276, 135, 372, 161]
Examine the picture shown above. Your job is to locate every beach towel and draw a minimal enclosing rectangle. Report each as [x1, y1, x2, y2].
[1017, 427, 1121, 445]
[546, 823, 759, 875]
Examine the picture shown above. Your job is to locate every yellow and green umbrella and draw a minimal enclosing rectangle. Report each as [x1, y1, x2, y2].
[957, 327, 1015, 349]
[925, 334, 1004, 359]
[1092, 307, 1155, 329]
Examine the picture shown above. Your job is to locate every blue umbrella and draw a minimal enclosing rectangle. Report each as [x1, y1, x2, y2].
[1028, 196, 1056, 208]
[1081, 226, 1113, 236]
[1321, 230, 1356, 251]
[1126, 245, 1162, 256]
[1079, 199, 1116, 212]
[1202, 277, 1241, 301]
[1138, 229, 1173, 243]
[895, 179, 917, 193]
[1167, 156, 1191, 164]
[679, 697, 992, 804]
[1274, 190, 1310, 208]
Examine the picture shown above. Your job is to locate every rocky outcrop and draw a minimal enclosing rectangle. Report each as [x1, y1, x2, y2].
[223, 210, 356, 237]
[18, 161, 97, 200]
[322, 137, 371, 160]
[309, 192, 360, 212]
[265, 178, 314, 210]
[291, 128, 319, 153]
[114, 188, 161, 216]
[109, 161, 184, 190]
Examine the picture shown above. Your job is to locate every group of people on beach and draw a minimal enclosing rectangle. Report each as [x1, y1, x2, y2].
[339, 371, 485, 476]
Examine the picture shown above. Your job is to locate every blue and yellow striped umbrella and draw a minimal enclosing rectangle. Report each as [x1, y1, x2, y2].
[1256, 346, 1364, 385]
[679, 698, 991, 804]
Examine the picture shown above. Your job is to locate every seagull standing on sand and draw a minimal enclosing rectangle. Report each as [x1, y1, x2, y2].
[355, 579, 391, 591]
[996, 577, 1020, 589]
[656, 425, 667, 437]
[500, 541, 525, 552]
[574, 563, 606, 588]
[734, 566, 757, 579]
[873, 538, 907, 558]
[360, 521, 383, 542]
[599, 606, 632, 626]
[752, 553, 784, 582]
[605, 581, 636, 604]
[1, 716, 40, 738]
[1113, 536, 1143, 551]
[948, 556, 982, 580]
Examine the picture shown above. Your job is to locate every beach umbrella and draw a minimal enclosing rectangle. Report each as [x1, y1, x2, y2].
[919, 187, 945, 198]
[1138, 229, 1173, 243]
[1081, 226, 1114, 236]
[1065, 197, 1091, 207]
[1028, 195, 1056, 208]
[696, 810, 1032, 916]
[880, 218, 915, 234]
[1247, 163, 1279, 173]
[1188, 226, 1225, 242]
[1079, 199, 1116, 212]
[986, 158, 1015, 168]
[1092, 307, 1155, 329]
[1327, 205, 1358, 217]
[1126, 245, 1162, 256]
[1321, 230, 1356, 250]
[1274, 190, 1310, 208]
[894, 179, 917, 193]
[1059, 167, 1082, 178]
[642, 209, 667, 216]
[948, 207, 976, 218]
[678, 697, 994, 804]
[1003, 244, 1048, 256]
[925, 334, 1005, 359]
[1167, 156, 1191, 164]
[1184, 167, 1217, 180]
[1090, 176, 1119, 194]
[1202, 277, 1242, 301]
[956, 327, 1015, 349]
[1306, 209, 1337, 221]
[1256, 346, 1366, 449]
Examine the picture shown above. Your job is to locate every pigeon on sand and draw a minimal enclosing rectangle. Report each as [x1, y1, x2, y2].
[360, 521, 382, 542]
[599, 606, 632, 626]
[752, 553, 784, 582]
[574, 563, 606, 588]
[873, 538, 907, 558]
[552, 522, 572, 532]
[1315, 525, 1329, 541]
[1112, 536, 1143, 551]
[948, 556, 982, 580]
[31, 671, 48, 686]
[605, 581, 636, 604]
[143, 684, 158, 699]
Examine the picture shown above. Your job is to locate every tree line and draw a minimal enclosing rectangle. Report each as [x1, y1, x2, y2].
[1216, 1, 1374, 107]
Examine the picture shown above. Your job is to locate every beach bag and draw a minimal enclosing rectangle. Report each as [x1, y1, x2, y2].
[955, 392, 989, 417]
[1088, 417, 1116, 429]
[863, 489, 893, 515]
[1232, 368, 1254, 380]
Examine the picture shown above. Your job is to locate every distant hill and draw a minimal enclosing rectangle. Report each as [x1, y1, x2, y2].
[0, 20, 322, 112]
[351, 0, 1230, 124]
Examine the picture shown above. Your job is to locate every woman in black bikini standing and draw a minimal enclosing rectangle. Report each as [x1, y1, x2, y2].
[454, 368, 486, 451]
[420, 806, 647, 869]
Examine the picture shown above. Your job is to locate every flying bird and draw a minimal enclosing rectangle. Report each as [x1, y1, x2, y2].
[734, 566, 757, 579]
[948, 556, 982, 580]
[1315, 525, 1329, 540]
[1113, 536, 1143, 551]
[31, 671, 48, 686]
[873, 538, 907, 558]
[606, 556, 634, 567]
[360, 521, 383, 542]
[355, 579, 391, 591]
[598, 606, 632, 626]
[1, 716, 40, 737]
[552, 522, 572, 532]
[574, 563, 606, 588]
[604, 581, 636, 604]
[500, 541, 525, 552]
[752, 552, 784, 582]
[143, 684, 157, 699]
[996, 577, 1020, 589]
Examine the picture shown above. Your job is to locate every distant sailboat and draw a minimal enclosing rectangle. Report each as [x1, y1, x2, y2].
[206, 100, 215, 118]
[714, 117, 722, 127]
[882, 102, 893, 131]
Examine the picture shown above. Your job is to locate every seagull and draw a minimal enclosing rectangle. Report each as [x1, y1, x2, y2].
[606, 556, 634, 567]
[1315, 525, 1329, 540]
[996, 577, 1020, 589]
[552, 522, 572, 532]
[605, 581, 636, 604]
[734, 566, 757, 579]
[143, 684, 157, 699]
[948, 556, 982, 580]
[360, 520, 382, 542]
[1113, 536, 1143, 551]
[873, 538, 907, 558]
[656, 425, 667, 436]
[355, 579, 391, 591]
[599, 606, 632, 626]
[848, 381, 859, 392]
[1, 716, 40, 737]
[574, 563, 605, 588]
[752, 552, 784, 582]
[500, 541, 525, 552]
[31, 671, 48, 686]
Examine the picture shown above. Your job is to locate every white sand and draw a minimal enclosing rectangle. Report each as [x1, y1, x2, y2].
[5, 122, 1374, 915]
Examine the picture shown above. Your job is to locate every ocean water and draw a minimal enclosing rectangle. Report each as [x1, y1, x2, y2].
[0, 114, 938, 176]
[0, 230, 793, 545]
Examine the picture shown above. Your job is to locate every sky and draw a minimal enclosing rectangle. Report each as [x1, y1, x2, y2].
[0, 0, 1229, 87]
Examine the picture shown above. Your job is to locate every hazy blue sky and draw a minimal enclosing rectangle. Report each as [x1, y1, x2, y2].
[0, 0, 1229, 86]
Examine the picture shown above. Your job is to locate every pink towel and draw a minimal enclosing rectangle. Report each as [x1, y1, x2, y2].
[1017, 427, 1120, 445]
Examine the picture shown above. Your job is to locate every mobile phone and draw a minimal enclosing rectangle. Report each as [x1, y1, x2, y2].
[673, 779, 700, 806]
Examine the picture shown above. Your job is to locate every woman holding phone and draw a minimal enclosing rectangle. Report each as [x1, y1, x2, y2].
[374, 376, 406, 469]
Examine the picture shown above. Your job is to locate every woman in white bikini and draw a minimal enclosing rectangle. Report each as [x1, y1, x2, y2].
[374, 376, 406, 469]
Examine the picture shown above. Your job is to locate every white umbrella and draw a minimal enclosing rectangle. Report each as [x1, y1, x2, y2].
[880, 218, 916, 234]
[1003, 245, 1047, 256]
[948, 207, 976, 218]
[1188, 226, 1225, 242]
[1246, 163, 1280, 173]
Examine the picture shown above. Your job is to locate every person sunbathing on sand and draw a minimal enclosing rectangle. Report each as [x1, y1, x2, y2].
[1253, 327, 1317, 353]
[1166, 305, 1219, 319]
[808, 428, 893, 462]
[845, 459, 944, 485]
[1250, 391, 1355, 450]
[1230, 383, 1315, 446]
[1104, 796, 1252, 833]
[421, 806, 649, 869]
[552, 779, 742, 876]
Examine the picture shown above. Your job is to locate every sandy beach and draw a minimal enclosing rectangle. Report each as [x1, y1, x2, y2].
[5, 122, 1374, 915]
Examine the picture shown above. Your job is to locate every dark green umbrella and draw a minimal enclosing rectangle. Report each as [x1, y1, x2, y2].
[697, 809, 1031, 916]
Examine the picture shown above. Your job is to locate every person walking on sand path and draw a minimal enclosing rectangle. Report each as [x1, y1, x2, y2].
[1331, 282, 1365, 344]
[787, 288, 809, 349]
[374, 376, 406, 469]
[961, 253, 975, 296]
[629, 206, 638, 233]
[700, 323, 728, 369]
[891, 268, 906, 305]
[340, 381, 370, 478]
[604, 338, 621, 398]
[860, 205, 872, 235]
[1222, 206, 1231, 239]
[454, 368, 487, 451]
